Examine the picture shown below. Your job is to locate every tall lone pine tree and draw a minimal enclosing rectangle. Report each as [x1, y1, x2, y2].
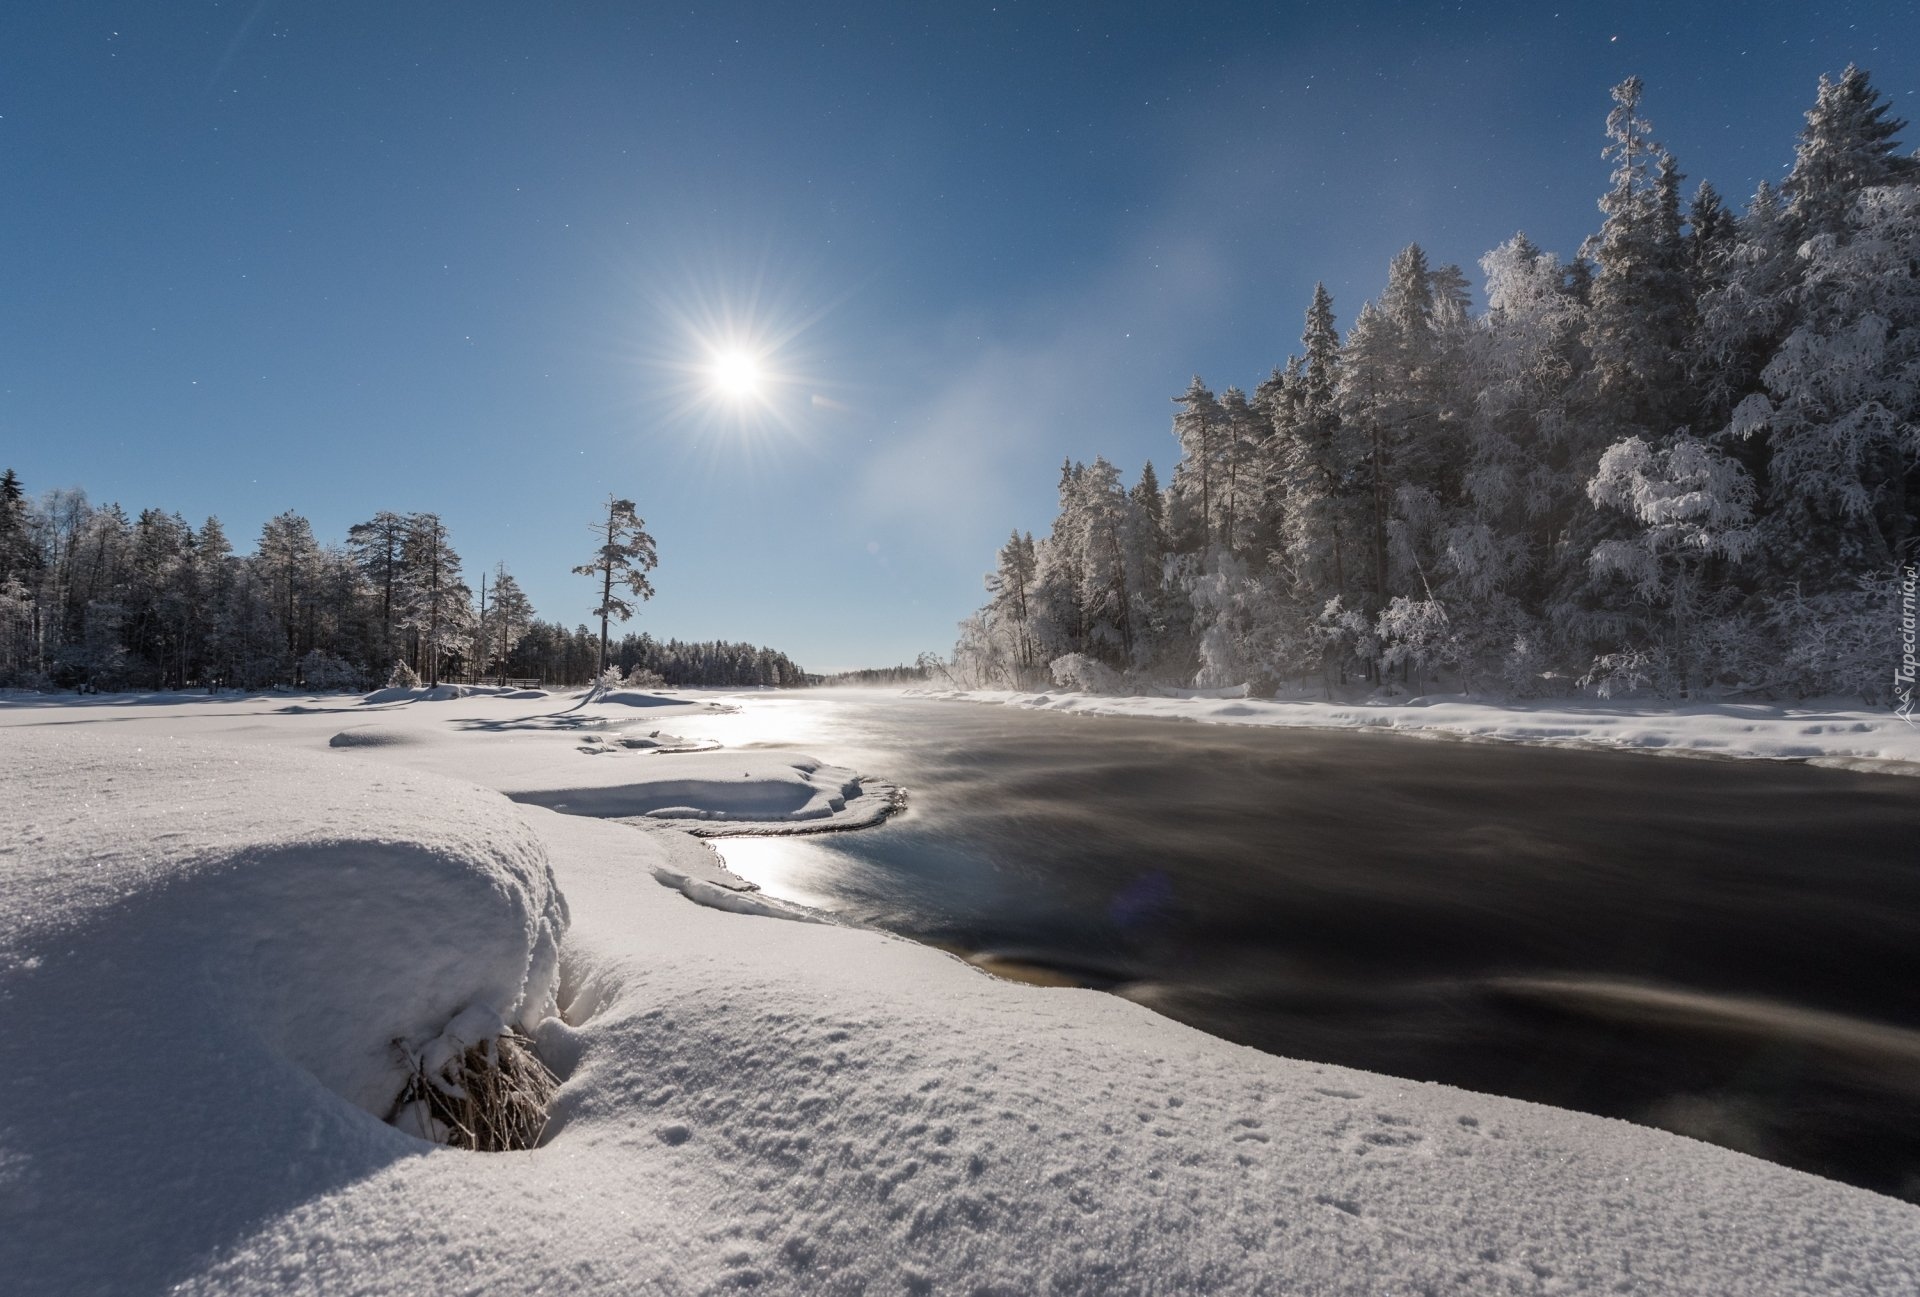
[573, 496, 660, 676]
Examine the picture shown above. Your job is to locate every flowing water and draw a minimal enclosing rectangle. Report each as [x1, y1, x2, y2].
[674, 691, 1920, 1200]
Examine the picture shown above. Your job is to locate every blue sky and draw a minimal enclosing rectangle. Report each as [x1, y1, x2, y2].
[3, 1, 1915, 671]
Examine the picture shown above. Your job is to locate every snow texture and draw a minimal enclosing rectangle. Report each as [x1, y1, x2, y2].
[2, 689, 1917, 1294]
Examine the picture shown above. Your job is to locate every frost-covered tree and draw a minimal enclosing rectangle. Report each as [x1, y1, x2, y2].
[1029, 461, 1090, 662]
[573, 496, 659, 675]
[1273, 284, 1352, 611]
[255, 510, 320, 668]
[1168, 378, 1226, 555]
[479, 564, 534, 683]
[398, 512, 468, 687]
[1587, 435, 1758, 694]
[1216, 387, 1263, 556]
[1582, 77, 1692, 435]
[346, 510, 409, 665]
[1077, 457, 1134, 664]
[1732, 184, 1920, 577]
[1695, 180, 1801, 429]
[1122, 462, 1170, 669]
[0, 469, 28, 586]
[1338, 300, 1401, 615]
[984, 530, 1038, 679]
[1783, 64, 1919, 239]
[192, 517, 236, 686]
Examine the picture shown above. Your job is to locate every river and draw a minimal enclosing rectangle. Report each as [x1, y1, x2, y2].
[669, 690, 1920, 1201]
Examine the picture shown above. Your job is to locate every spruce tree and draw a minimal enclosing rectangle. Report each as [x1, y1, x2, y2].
[1582, 77, 1692, 434]
[487, 564, 535, 683]
[398, 513, 466, 687]
[346, 511, 409, 665]
[1170, 378, 1223, 552]
[1784, 65, 1919, 238]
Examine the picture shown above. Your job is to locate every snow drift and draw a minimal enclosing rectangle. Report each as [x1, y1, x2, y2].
[0, 730, 566, 1291]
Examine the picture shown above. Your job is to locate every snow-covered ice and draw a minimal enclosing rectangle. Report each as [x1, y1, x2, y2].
[2, 688, 1917, 1294]
[914, 687, 1920, 772]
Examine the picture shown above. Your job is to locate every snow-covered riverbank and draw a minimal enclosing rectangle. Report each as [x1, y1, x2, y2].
[3, 689, 1917, 1293]
[914, 687, 1920, 772]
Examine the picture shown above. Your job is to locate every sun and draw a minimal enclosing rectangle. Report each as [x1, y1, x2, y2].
[709, 348, 763, 400]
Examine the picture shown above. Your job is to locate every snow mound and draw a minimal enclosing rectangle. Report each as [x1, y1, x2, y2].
[328, 725, 421, 748]
[589, 688, 681, 707]
[1, 730, 568, 1291]
[505, 750, 903, 835]
[363, 683, 531, 705]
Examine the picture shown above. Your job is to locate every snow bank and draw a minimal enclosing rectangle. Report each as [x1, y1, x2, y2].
[917, 688, 1920, 770]
[0, 729, 567, 1293]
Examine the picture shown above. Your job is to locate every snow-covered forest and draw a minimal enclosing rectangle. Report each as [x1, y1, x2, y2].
[956, 69, 1919, 702]
[0, 485, 809, 690]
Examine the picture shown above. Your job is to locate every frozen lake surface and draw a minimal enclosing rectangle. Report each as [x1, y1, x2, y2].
[701, 692, 1920, 1200]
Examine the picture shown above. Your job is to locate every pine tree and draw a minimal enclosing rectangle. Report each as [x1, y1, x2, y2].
[1077, 457, 1133, 663]
[1582, 77, 1692, 434]
[1216, 386, 1262, 555]
[1123, 463, 1169, 668]
[1694, 180, 1800, 428]
[1276, 284, 1350, 609]
[1339, 300, 1400, 612]
[1170, 378, 1224, 553]
[1686, 181, 1737, 294]
[1024, 461, 1097, 666]
[255, 511, 320, 671]
[1457, 233, 1583, 648]
[1733, 184, 1920, 576]
[486, 564, 535, 683]
[572, 496, 659, 675]
[399, 513, 467, 687]
[346, 510, 409, 665]
[192, 518, 234, 687]
[985, 530, 1038, 678]
[0, 469, 25, 587]
[1784, 65, 1919, 239]
[1587, 434, 1759, 694]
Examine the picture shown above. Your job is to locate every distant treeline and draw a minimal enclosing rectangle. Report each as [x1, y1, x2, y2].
[594, 631, 809, 689]
[821, 663, 933, 687]
[0, 479, 807, 691]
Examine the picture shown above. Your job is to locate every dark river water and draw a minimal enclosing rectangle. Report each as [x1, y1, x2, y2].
[674, 691, 1920, 1202]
